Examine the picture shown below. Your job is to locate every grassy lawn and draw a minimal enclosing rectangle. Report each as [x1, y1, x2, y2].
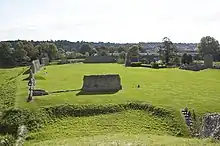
[16, 64, 220, 115]
[25, 134, 218, 146]
[0, 67, 25, 111]
[1, 64, 220, 145]
[24, 110, 215, 146]
[26, 111, 177, 143]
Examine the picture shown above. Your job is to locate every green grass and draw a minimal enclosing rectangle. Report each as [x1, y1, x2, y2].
[24, 110, 217, 146]
[16, 64, 220, 115]
[0, 67, 25, 111]
[25, 110, 186, 145]
[1, 64, 220, 145]
[25, 133, 218, 146]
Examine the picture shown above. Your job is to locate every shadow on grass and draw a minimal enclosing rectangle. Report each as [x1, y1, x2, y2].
[76, 90, 119, 96]
[49, 89, 81, 94]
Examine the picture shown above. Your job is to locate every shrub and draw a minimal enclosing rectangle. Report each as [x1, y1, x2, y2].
[181, 53, 193, 64]
[151, 62, 159, 69]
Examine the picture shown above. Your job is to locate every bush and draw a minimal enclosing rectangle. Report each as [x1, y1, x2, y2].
[151, 62, 159, 69]
[181, 53, 193, 64]
[131, 62, 142, 67]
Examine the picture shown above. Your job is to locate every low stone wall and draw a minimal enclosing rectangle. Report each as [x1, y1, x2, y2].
[83, 56, 116, 63]
[81, 74, 122, 92]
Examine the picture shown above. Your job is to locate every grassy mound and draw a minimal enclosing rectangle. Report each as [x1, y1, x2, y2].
[25, 110, 185, 145]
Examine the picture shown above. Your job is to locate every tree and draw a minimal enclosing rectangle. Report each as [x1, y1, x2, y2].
[118, 51, 126, 64]
[35, 43, 58, 61]
[138, 45, 145, 53]
[158, 37, 177, 64]
[23, 41, 39, 60]
[128, 45, 139, 54]
[96, 46, 108, 56]
[79, 44, 92, 55]
[181, 53, 193, 64]
[13, 42, 28, 63]
[0, 42, 14, 66]
[118, 46, 127, 53]
[197, 36, 220, 60]
[90, 48, 98, 56]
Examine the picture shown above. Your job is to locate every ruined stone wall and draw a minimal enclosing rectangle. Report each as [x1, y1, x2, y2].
[31, 60, 41, 74]
[83, 56, 116, 63]
[204, 54, 213, 68]
[40, 57, 50, 66]
[82, 74, 122, 92]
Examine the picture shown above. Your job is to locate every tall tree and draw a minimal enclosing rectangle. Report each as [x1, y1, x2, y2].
[23, 41, 39, 60]
[35, 43, 58, 61]
[197, 36, 220, 60]
[158, 37, 177, 64]
[79, 44, 92, 55]
[13, 41, 28, 63]
[0, 42, 14, 66]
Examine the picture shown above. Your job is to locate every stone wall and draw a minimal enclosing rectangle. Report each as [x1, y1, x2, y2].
[204, 54, 213, 68]
[83, 56, 116, 63]
[82, 74, 122, 92]
[31, 60, 41, 74]
[40, 57, 50, 66]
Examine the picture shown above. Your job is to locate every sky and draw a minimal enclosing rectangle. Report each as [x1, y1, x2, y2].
[0, 0, 220, 43]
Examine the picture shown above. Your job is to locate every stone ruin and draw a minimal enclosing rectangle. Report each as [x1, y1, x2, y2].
[40, 57, 50, 66]
[179, 54, 214, 71]
[26, 59, 48, 102]
[125, 46, 140, 66]
[31, 59, 41, 74]
[200, 113, 220, 140]
[81, 74, 122, 93]
[204, 54, 213, 68]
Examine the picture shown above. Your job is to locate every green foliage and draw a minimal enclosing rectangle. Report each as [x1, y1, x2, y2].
[181, 53, 193, 64]
[158, 37, 178, 64]
[36, 43, 58, 61]
[197, 36, 220, 56]
[151, 62, 159, 68]
[79, 44, 92, 55]
[0, 42, 15, 67]
[128, 45, 139, 54]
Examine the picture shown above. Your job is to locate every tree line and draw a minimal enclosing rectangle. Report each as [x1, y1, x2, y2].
[0, 36, 220, 67]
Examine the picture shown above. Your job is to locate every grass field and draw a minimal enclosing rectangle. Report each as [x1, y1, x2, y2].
[16, 64, 220, 115]
[1, 64, 220, 145]
[0, 67, 25, 112]
[25, 134, 219, 146]
[24, 110, 219, 146]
